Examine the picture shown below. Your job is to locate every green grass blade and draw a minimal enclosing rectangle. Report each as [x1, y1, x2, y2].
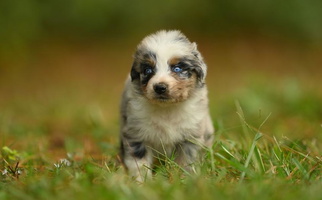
[240, 132, 263, 182]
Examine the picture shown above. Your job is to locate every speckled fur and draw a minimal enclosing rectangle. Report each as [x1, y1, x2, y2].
[120, 30, 214, 182]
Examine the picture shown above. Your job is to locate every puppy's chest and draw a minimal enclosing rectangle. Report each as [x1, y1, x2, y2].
[130, 105, 200, 145]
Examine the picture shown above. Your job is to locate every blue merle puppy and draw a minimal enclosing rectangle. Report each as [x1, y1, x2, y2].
[120, 30, 214, 182]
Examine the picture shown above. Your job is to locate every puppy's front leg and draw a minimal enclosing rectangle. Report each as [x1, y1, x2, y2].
[121, 140, 152, 182]
[175, 141, 201, 174]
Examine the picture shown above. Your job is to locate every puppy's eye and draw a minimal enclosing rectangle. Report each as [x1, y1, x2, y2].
[172, 65, 183, 73]
[144, 67, 153, 75]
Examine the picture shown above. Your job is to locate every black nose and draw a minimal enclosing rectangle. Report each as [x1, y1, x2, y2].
[154, 83, 168, 94]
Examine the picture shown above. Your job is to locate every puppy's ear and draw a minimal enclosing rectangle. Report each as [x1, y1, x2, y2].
[130, 62, 140, 81]
[191, 42, 202, 59]
[194, 64, 205, 86]
[191, 42, 206, 86]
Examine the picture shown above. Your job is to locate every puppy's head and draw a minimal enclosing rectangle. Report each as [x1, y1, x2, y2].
[130, 30, 207, 104]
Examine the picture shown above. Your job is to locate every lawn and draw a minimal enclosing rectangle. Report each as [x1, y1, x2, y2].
[0, 37, 321, 199]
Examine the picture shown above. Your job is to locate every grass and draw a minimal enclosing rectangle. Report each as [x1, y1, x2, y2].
[1, 80, 321, 200]
[1, 40, 322, 199]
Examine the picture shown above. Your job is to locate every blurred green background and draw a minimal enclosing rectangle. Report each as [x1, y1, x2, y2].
[0, 0, 321, 158]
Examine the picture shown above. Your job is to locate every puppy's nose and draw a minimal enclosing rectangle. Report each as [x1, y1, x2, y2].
[154, 83, 168, 94]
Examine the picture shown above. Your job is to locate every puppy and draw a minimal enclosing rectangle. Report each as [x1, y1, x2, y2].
[120, 30, 214, 181]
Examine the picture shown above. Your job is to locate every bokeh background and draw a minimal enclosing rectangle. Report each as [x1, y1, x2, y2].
[1, 0, 322, 158]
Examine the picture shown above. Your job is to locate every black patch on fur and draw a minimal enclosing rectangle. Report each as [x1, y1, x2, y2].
[193, 65, 205, 86]
[129, 142, 146, 159]
[170, 62, 190, 79]
[134, 49, 156, 62]
[175, 57, 204, 86]
[143, 51, 157, 61]
[188, 59, 204, 82]
[132, 50, 157, 85]
[130, 62, 140, 81]
[140, 63, 155, 85]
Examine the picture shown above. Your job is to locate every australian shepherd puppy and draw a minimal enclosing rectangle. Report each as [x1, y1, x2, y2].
[120, 30, 214, 182]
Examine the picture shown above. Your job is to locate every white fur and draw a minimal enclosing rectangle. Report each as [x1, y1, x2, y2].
[127, 82, 208, 150]
[138, 30, 207, 77]
[140, 30, 193, 58]
[120, 30, 214, 182]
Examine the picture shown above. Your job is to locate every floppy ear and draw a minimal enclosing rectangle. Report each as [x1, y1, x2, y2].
[130, 62, 140, 81]
[195, 65, 204, 80]
[190, 42, 206, 86]
[193, 64, 205, 87]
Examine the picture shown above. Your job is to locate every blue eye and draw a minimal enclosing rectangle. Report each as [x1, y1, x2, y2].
[144, 67, 153, 75]
[172, 66, 183, 73]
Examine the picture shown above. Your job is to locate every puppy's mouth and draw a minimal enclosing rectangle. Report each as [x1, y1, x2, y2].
[153, 94, 171, 102]
[148, 94, 183, 104]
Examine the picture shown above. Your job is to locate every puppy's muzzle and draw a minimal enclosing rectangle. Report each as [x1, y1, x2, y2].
[153, 83, 168, 95]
